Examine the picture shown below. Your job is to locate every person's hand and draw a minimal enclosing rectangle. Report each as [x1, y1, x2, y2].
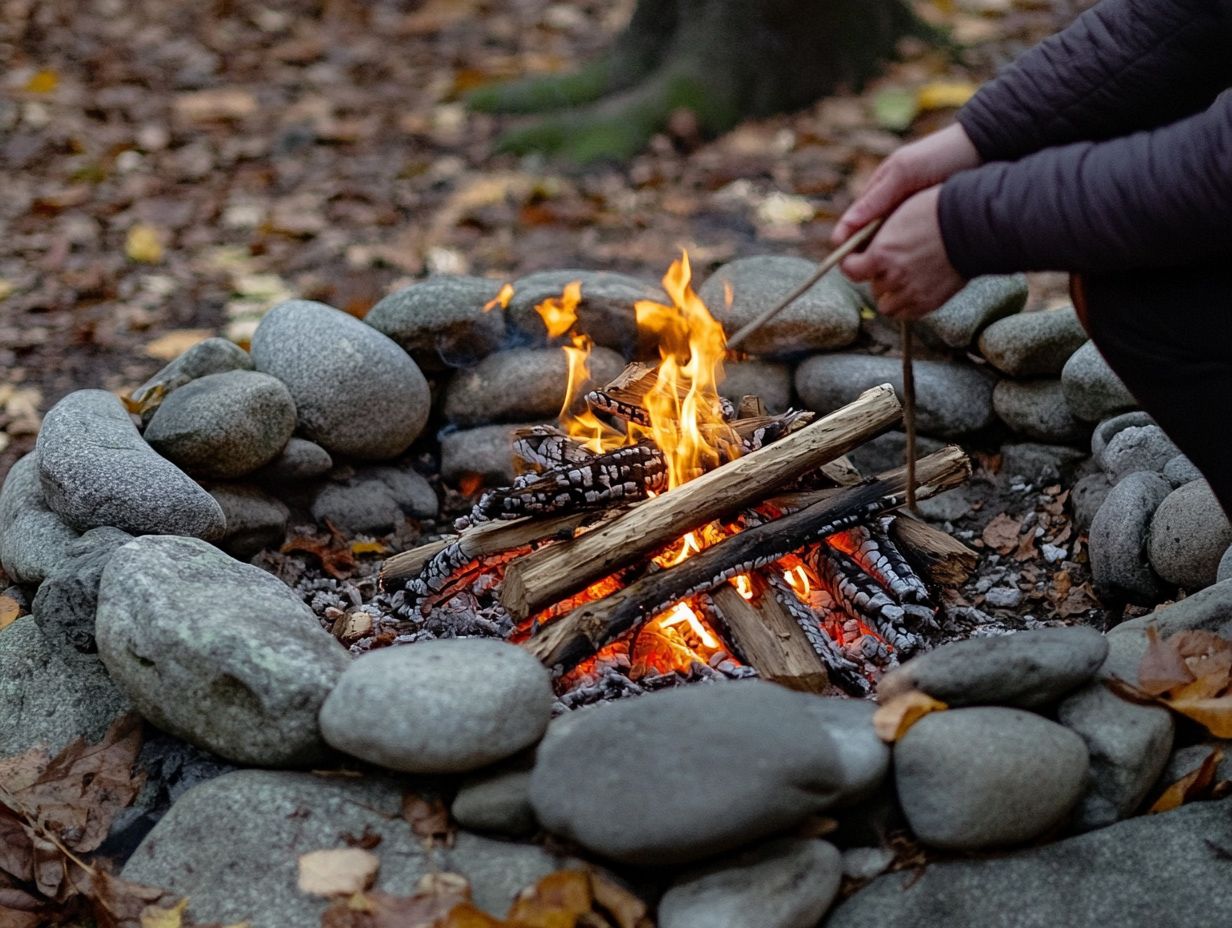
[840, 186, 966, 320]
[831, 123, 980, 246]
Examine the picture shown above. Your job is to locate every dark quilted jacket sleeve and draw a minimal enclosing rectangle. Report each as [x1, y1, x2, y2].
[938, 90, 1232, 275]
[957, 0, 1232, 162]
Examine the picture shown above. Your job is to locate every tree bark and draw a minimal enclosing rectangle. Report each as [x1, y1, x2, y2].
[469, 0, 932, 162]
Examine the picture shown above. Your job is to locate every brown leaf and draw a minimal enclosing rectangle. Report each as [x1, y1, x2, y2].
[400, 793, 453, 849]
[505, 869, 593, 926]
[1166, 695, 1232, 738]
[588, 872, 651, 928]
[282, 534, 358, 580]
[1139, 626, 1195, 696]
[0, 595, 22, 632]
[1056, 583, 1099, 618]
[872, 691, 947, 743]
[298, 849, 380, 897]
[143, 330, 213, 362]
[1150, 748, 1224, 814]
[980, 513, 1020, 555]
[322, 874, 472, 928]
[173, 88, 259, 123]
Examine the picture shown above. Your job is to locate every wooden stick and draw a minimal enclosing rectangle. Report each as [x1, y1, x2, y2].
[725, 219, 882, 352]
[711, 582, 829, 694]
[888, 513, 978, 587]
[524, 445, 970, 670]
[900, 319, 918, 512]
[501, 383, 903, 620]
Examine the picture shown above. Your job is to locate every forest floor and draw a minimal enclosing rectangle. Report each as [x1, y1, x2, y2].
[0, 0, 1095, 484]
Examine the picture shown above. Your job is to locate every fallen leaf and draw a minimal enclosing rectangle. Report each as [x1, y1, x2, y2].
[1056, 582, 1099, 618]
[1150, 748, 1223, 814]
[873, 691, 947, 742]
[0, 595, 22, 632]
[281, 531, 359, 580]
[505, 870, 593, 926]
[872, 87, 918, 132]
[589, 871, 652, 928]
[331, 611, 374, 645]
[322, 874, 472, 928]
[350, 541, 390, 556]
[436, 903, 504, 927]
[23, 70, 58, 94]
[1166, 695, 1232, 738]
[980, 513, 1020, 555]
[143, 330, 213, 361]
[1139, 626, 1195, 696]
[125, 224, 165, 264]
[0, 278, 14, 301]
[401, 793, 453, 849]
[297, 849, 380, 897]
[916, 81, 977, 111]
[140, 896, 189, 928]
[173, 88, 259, 123]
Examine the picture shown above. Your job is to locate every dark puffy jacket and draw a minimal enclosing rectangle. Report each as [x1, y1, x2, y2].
[938, 0, 1232, 276]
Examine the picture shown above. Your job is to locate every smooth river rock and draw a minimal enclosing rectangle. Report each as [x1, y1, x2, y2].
[826, 800, 1232, 928]
[364, 275, 508, 371]
[977, 305, 1087, 377]
[251, 299, 431, 460]
[1061, 341, 1137, 422]
[1147, 479, 1232, 591]
[444, 345, 626, 427]
[1089, 471, 1171, 605]
[143, 370, 297, 479]
[718, 359, 794, 414]
[796, 353, 995, 437]
[992, 379, 1088, 443]
[877, 626, 1108, 709]
[451, 758, 537, 837]
[697, 256, 861, 358]
[31, 526, 132, 654]
[1100, 424, 1180, 482]
[530, 682, 889, 865]
[309, 464, 438, 532]
[440, 422, 542, 487]
[917, 274, 1027, 349]
[96, 536, 350, 766]
[319, 639, 553, 773]
[128, 336, 253, 423]
[0, 453, 80, 584]
[35, 390, 224, 538]
[253, 437, 333, 482]
[894, 707, 1088, 849]
[122, 770, 566, 926]
[207, 483, 290, 559]
[659, 838, 843, 928]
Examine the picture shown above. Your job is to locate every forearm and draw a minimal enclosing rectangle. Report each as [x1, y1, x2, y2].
[958, 0, 1232, 162]
[939, 91, 1232, 275]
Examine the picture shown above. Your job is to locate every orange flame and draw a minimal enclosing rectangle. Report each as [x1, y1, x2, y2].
[482, 282, 515, 312]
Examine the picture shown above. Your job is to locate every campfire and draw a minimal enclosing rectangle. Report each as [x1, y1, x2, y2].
[382, 256, 976, 705]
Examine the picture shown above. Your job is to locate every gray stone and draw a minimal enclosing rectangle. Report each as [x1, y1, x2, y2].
[718, 360, 794, 414]
[208, 483, 289, 559]
[977, 305, 1087, 377]
[529, 682, 889, 865]
[441, 423, 542, 487]
[31, 526, 132, 654]
[96, 536, 350, 766]
[1071, 471, 1114, 533]
[1148, 480, 1232, 591]
[1091, 410, 1155, 461]
[452, 759, 537, 837]
[1163, 453, 1203, 487]
[310, 465, 438, 533]
[913, 485, 981, 523]
[697, 257, 861, 358]
[658, 838, 842, 928]
[795, 354, 995, 437]
[983, 585, 1024, 608]
[825, 800, 1232, 928]
[143, 370, 296, 479]
[506, 269, 665, 357]
[1101, 425, 1181, 482]
[894, 707, 1088, 849]
[0, 454, 79, 584]
[1057, 627, 1174, 831]
[1219, 546, 1232, 583]
[1089, 471, 1171, 605]
[840, 847, 896, 883]
[1061, 341, 1137, 422]
[251, 299, 431, 460]
[999, 442, 1087, 484]
[845, 431, 946, 478]
[36, 390, 225, 539]
[122, 770, 566, 926]
[917, 274, 1028, 349]
[878, 626, 1108, 709]
[0, 616, 131, 760]
[253, 437, 333, 482]
[992, 379, 1088, 443]
[444, 346, 626, 427]
[128, 337, 253, 424]
[364, 275, 508, 372]
[320, 639, 552, 773]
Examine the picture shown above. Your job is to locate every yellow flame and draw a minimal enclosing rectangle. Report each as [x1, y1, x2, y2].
[534, 280, 581, 337]
[733, 574, 754, 600]
[656, 601, 720, 649]
[783, 563, 812, 598]
[634, 252, 733, 489]
[482, 282, 514, 312]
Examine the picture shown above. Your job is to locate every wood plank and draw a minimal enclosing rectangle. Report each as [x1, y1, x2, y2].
[711, 582, 829, 694]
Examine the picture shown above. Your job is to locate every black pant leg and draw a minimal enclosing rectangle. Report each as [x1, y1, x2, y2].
[1082, 263, 1232, 518]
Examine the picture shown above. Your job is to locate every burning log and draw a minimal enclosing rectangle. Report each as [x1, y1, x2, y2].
[523, 444, 971, 671]
[502, 383, 905, 620]
[828, 525, 932, 606]
[512, 425, 599, 472]
[762, 571, 871, 696]
[804, 545, 927, 656]
[886, 513, 978, 587]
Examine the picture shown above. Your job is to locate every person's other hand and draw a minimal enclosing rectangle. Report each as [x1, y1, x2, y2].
[841, 186, 966, 320]
[831, 123, 980, 246]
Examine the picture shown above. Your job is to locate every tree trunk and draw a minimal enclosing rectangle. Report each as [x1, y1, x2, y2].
[469, 0, 931, 162]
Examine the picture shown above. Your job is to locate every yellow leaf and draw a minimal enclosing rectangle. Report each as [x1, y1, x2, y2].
[437, 902, 505, 927]
[0, 278, 13, 301]
[350, 540, 390, 556]
[916, 81, 978, 111]
[143, 329, 213, 361]
[873, 690, 948, 742]
[1150, 747, 1222, 814]
[24, 69, 59, 93]
[0, 594, 23, 631]
[296, 848, 380, 897]
[506, 870, 593, 928]
[1165, 695, 1232, 738]
[140, 897, 187, 928]
[126, 224, 165, 263]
